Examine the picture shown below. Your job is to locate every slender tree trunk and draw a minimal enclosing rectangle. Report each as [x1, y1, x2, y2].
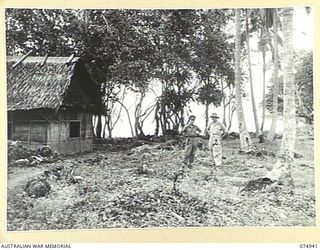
[180, 107, 185, 131]
[106, 115, 112, 139]
[116, 100, 134, 137]
[227, 85, 234, 131]
[261, 47, 266, 132]
[102, 115, 107, 138]
[96, 115, 102, 138]
[266, 8, 295, 183]
[268, 10, 280, 141]
[134, 91, 146, 138]
[221, 80, 227, 127]
[160, 81, 167, 135]
[154, 100, 160, 136]
[235, 9, 253, 152]
[246, 10, 260, 138]
[205, 102, 209, 131]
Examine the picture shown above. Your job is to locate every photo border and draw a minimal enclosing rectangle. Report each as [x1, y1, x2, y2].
[0, 0, 319, 243]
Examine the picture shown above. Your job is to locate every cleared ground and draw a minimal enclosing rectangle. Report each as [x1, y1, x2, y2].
[7, 129, 315, 230]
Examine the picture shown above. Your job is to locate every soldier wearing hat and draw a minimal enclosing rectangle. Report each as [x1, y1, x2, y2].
[207, 112, 227, 167]
[181, 115, 202, 168]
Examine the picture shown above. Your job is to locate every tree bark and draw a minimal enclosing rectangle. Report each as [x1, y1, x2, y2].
[134, 90, 146, 138]
[261, 43, 266, 132]
[246, 10, 260, 138]
[267, 10, 280, 141]
[221, 80, 227, 128]
[205, 102, 209, 132]
[266, 8, 295, 183]
[154, 100, 160, 136]
[235, 9, 253, 152]
[96, 115, 102, 138]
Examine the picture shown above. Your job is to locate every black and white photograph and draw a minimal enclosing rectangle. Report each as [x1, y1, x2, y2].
[5, 7, 315, 232]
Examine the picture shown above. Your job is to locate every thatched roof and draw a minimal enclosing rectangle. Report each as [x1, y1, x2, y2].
[7, 56, 100, 112]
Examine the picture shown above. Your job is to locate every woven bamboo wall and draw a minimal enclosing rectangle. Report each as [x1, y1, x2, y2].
[8, 110, 94, 154]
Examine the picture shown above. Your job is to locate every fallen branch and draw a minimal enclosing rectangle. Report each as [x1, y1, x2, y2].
[170, 211, 185, 222]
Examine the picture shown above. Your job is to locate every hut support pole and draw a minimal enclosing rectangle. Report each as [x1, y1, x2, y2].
[58, 112, 61, 153]
[28, 114, 31, 145]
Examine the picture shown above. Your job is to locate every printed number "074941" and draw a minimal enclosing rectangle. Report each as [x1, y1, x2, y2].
[300, 244, 318, 248]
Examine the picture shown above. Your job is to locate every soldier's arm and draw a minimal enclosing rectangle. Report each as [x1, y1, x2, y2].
[221, 123, 227, 132]
[220, 122, 228, 137]
[180, 125, 188, 135]
[196, 126, 202, 135]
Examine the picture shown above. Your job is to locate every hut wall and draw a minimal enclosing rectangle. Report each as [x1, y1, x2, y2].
[47, 111, 93, 154]
[8, 111, 49, 150]
[8, 110, 94, 154]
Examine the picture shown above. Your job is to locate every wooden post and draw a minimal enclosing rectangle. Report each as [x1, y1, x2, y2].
[12, 50, 33, 69]
[40, 54, 49, 67]
[58, 112, 61, 153]
[28, 113, 31, 146]
[66, 54, 75, 65]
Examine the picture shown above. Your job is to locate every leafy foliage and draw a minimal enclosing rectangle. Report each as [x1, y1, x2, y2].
[6, 8, 235, 137]
[265, 51, 313, 123]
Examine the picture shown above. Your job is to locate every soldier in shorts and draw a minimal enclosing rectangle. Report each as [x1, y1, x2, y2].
[181, 115, 202, 168]
[207, 112, 227, 167]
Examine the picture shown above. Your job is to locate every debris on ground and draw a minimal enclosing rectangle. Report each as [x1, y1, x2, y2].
[7, 128, 316, 230]
[25, 179, 51, 198]
[241, 177, 275, 192]
[8, 142, 58, 167]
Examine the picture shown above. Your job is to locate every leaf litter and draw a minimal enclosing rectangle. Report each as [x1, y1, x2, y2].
[7, 134, 316, 230]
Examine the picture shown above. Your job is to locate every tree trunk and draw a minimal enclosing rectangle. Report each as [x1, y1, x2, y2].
[160, 81, 167, 135]
[221, 80, 227, 127]
[106, 115, 112, 139]
[246, 10, 260, 138]
[227, 85, 235, 131]
[267, 10, 280, 141]
[205, 102, 209, 132]
[261, 46, 266, 132]
[235, 9, 253, 152]
[266, 8, 295, 183]
[96, 115, 102, 138]
[134, 91, 146, 138]
[116, 100, 135, 137]
[154, 100, 160, 136]
[102, 115, 107, 138]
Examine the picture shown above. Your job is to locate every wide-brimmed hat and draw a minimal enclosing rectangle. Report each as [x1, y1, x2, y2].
[210, 112, 219, 118]
[189, 115, 196, 120]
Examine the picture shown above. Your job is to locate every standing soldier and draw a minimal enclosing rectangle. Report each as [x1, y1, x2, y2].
[207, 112, 227, 167]
[181, 115, 202, 168]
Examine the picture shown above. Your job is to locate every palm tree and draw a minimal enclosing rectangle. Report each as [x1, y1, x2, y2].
[245, 9, 260, 138]
[258, 9, 273, 133]
[266, 7, 295, 183]
[235, 9, 253, 152]
[267, 9, 280, 141]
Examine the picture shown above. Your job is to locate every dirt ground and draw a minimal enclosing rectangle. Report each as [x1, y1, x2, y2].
[7, 129, 315, 230]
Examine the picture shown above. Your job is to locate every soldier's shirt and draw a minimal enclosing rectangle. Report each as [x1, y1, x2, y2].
[182, 124, 201, 137]
[207, 121, 226, 136]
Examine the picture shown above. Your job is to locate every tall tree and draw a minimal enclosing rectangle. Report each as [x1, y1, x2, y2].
[245, 9, 260, 138]
[235, 9, 253, 152]
[192, 9, 233, 131]
[265, 51, 313, 124]
[266, 8, 295, 183]
[257, 9, 273, 133]
[267, 9, 280, 141]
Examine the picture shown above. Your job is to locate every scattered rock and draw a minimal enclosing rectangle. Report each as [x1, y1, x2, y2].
[36, 145, 53, 157]
[241, 177, 275, 192]
[294, 152, 303, 158]
[10, 158, 30, 167]
[25, 179, 51, 198]
[72, 176, 84, 183]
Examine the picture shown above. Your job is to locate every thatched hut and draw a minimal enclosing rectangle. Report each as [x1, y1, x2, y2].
[7, 55, 103, 154]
